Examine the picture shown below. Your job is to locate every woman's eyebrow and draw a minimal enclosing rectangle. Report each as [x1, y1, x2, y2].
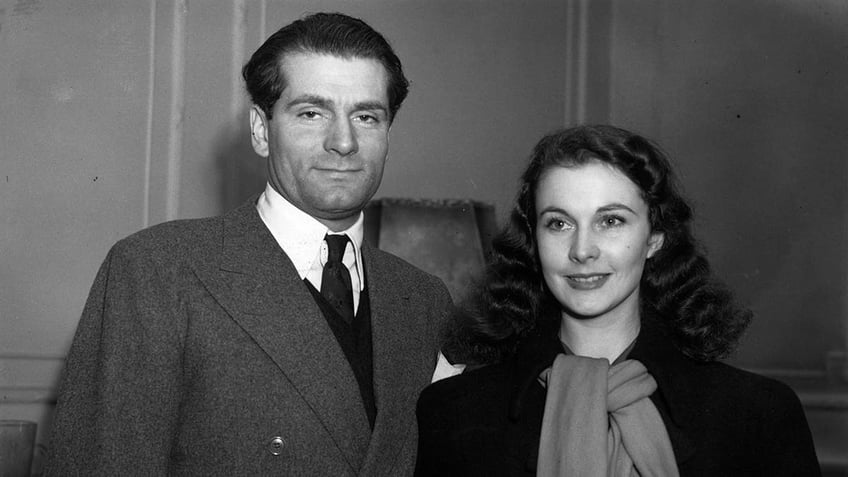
[597, 203, 638, 215]
[537, 206, 570, 216]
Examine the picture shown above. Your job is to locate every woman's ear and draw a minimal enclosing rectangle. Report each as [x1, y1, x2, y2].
[647, 232, 665, 259]
[249, 105, 269, 158]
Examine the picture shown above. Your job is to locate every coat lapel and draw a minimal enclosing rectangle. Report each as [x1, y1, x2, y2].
[191, 199, 371, 471]
[629, 320, 698, 466]
[358, 243, 429, 475]
[507, 316, 563, 473]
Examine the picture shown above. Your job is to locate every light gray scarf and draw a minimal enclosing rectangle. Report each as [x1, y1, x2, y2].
[537, 355, 679, 477]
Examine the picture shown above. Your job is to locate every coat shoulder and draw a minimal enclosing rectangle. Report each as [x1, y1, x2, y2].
[366, 245, 451, 297]
[367, 246, 438, 279]
[693, 360, 804, 412]
[698, 361, 815, 447]
[673, 361, 821, 475]
[113, 216, 221, 260]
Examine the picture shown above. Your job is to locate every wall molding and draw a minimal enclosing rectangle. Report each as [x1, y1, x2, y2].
[562, 0, 614, 125]
[231, 0, 248, 121]
[144, 0, 188, 227]
[0, 354, 65, 361]
[827, 350, 848, 383]
[165, 0, 187, 222]
[563, 0, 589, 125]
[0, 355, 64, 405]
[747, 361, 848, 412]
[0, 386, 57, 405]
[142, 0, 157, 228]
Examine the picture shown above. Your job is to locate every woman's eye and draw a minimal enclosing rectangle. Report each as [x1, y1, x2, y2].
[545, 218, 570, 231]
[600, 215, 624, 228]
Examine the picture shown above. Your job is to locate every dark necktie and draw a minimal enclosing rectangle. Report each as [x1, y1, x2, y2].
[321, 234, 354, 323]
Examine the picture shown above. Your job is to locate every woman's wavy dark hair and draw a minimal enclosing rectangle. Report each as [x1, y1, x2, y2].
[445, 125, 751, 364]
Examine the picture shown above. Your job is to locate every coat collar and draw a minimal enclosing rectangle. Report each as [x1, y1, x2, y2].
[508, 312, 697, 465]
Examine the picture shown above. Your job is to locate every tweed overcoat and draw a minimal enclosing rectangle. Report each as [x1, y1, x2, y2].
[45, 197, 453, 476]
[416, 316, 821, 477]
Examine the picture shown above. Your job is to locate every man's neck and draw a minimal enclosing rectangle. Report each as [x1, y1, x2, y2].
[319, 215, 360, 233]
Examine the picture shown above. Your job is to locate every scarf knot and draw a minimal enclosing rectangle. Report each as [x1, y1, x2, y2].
[537, 354, 679, 477]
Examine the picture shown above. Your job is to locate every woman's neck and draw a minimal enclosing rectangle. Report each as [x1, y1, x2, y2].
[559, 311, 641, 363]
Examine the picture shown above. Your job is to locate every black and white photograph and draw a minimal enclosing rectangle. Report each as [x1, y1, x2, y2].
[0, 1, 846, 475]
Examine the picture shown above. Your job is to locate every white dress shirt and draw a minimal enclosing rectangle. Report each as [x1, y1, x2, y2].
[256, 183, 365, 312]
[257, 183, 462, 381]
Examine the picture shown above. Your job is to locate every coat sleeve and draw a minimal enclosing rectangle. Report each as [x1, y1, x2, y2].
[428, 280, 455, 360]
[759, 381, 822, 476]
[44, 241, 187, 475]
[415, 383, 453, 477]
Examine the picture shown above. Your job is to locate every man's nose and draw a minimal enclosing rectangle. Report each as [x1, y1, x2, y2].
[324, 117, 358, 156]
[568, 228, 600, 263]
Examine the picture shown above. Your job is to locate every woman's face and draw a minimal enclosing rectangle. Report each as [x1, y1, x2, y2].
[535, 161, 664, 325]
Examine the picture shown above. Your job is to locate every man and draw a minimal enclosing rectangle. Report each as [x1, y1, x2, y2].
[44, 13, 453, 476]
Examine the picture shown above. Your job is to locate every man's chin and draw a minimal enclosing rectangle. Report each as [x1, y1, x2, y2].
[306, 201, 368, 228]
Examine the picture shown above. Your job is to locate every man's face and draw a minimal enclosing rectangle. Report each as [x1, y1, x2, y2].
[250, 52, 391, 231]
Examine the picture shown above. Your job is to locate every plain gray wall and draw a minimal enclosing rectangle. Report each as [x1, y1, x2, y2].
[606, 0, 848, 372]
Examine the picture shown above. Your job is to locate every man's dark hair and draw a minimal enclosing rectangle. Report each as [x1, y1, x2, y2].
[242, 12, 409, 122]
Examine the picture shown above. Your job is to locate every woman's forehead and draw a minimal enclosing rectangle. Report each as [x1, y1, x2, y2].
[536, 162, 645, 211]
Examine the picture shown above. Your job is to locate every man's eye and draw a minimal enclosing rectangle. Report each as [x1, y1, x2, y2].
[299, 111, 321, 119]
[355, 114, 379, 124]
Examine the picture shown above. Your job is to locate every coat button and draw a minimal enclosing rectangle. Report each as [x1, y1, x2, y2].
[268, 436, 285, 456]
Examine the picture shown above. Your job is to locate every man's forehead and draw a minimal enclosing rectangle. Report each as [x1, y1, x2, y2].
[276, 52, 390, 106]
[278, 51, 388, 81]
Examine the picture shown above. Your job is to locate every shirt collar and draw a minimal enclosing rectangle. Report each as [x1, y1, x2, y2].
[255, 183, 365, 290]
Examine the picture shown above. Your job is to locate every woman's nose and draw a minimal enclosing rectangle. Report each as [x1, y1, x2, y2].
[568, 229, 600, 263]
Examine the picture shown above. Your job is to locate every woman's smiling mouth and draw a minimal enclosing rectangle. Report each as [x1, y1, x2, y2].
[565, 273, 610, 290]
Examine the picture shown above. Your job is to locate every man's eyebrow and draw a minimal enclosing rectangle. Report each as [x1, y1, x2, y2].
[284, 95, 388, 114]
[284, 95, 332, 110]
[353, 101, 389, 114]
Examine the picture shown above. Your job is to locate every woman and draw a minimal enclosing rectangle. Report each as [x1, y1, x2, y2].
[416, 125, 820, 476]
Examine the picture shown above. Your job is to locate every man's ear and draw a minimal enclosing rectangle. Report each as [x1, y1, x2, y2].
[249, 105, 270, 158]
[647, 232, 665, 259]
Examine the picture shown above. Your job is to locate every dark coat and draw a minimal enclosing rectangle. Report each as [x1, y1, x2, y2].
[45, 197, 453, 476]
[416, 317, 821, 477]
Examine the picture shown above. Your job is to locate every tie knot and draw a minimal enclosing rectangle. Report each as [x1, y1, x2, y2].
[325, 234, 349, 263]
